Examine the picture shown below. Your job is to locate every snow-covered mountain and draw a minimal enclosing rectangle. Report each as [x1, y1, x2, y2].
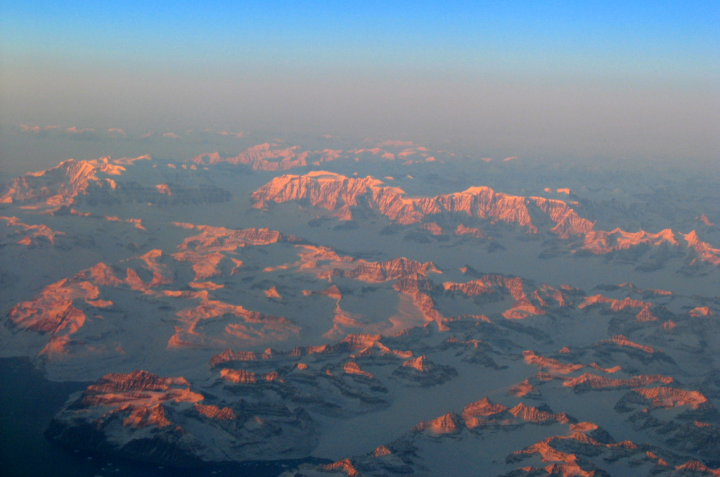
[2, 139, 720, 476]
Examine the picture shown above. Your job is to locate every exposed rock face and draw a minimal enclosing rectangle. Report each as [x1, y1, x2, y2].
[509, 379, 541, 398]
[689, 306, 715, 318]
[8, 278, 93, 335]
[173, 223, 303, 253]
[209, 333, 405, 369]
[216, 363, 390, 418]
[684, 231, 720, 266]
[265, 286, 282, 299]
[580, 295, 652, 313]
[562, 372, 674, 392]
[281, 396, 632, 477]
[250, 171, 720, 269]
[155, 183, 172, 195]
[336, 257, 440, 282]
[616, 386, 710, 411]
[193, 144, 309, 170]
[455, 224, 487, 238]
[280, 391, 717, 477]
[0, 155, 230, 208]
[582, 227, 678, 254]
[420, 222, 444, 235]
[26, 252, 720, 473]
[203, 335, 403, 420]
[46, 370, 318, 465]
[614, 386, 720, 460]
[393, 273, 434, 295]
[1, 156, 142, 205]
[506, 432, 636, 477]
[442, 273, 566, 320]
[461, 397, 507, 419]
[167, 294, 298, 349]
[0, 215, 65, 246]
[5, 145, 720, 475]
[81, 370, 196, 401]
[6, 236, 304, 362]
[671, 461, 720, 477]
[168, 223, 305, 286]
[506, 402, 572, 425]
[413, 412, 464, 435]
[602, 334, 656, 354]
[192, 144, 342, 171]
[6, 272, 121, 358]
[303, 285, 343, 299]
[251, 172, 594, 235]
[392, 355, 458, 387]
[522, 351, 584, 374]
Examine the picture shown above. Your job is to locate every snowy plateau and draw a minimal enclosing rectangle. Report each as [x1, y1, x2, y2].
[2, 138, 720, 477]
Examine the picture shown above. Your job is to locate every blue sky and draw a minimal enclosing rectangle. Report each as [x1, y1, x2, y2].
[4, 1, 718, 77]
[1, 1, 718, 160]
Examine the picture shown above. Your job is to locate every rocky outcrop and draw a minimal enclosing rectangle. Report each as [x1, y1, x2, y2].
[220, 368, 283, 383]
[562, 372, 674, 392]
[174, 223, 303, 253]
[684, 231, 720, 266]
[1, 156, 145, 205]
[390, 276, 445, 327]
[438, 335, 504, 369]
[689, 307, 715, 318]
[671, 461, 720, 476]
[0, 155, 230, 208]
[613, 386, 720, 460]
[522, 351, 584, 374]
[208, 333, 408, 369]
[582, 228, 678, 254]
[419, 222, 444, 235]
[172, 250, 225, 280]
[303, 285, 343, 299]
[454, 224, 487, 238]
[0, 216, 65, 246]
[505, 432, 638, 477]
[214, 360, 390, 418]
[615, 387, 711, 412]
[413, 400, 574, 435]
[192, 144, 342, 171]
[250, 171, 720, 268]
[280, 397, 587, 477]
[168, 294, 298, 349]
[443, 274, 559, 320]
[251, 172, 594, 235]
[412, 412, 464, 435]
[507, 403, 573, 425]
[391, 355, 457, 387]
[46, 370, 318, 465]
[265, 286, 282, 299]
[601, 334, 656, 354]
[6, 145, 720, 475]
[4, 250, 180, 358]
[170, 223, 304, 280]
[335, 257, 440, 282]
[124, 249, 174, 291]
[7, 276, 109, 357]
[509, 379, 541, 398]
[580, 295, 652, 313]
[193, 144, 308, 170]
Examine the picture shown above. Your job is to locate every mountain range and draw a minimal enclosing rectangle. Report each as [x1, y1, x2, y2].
[2, 140, 720, 476]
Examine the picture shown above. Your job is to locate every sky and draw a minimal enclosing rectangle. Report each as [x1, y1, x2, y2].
[1, 1, 718, 163]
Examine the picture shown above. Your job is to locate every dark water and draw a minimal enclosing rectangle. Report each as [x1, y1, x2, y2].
[0, 357, 329, 477]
